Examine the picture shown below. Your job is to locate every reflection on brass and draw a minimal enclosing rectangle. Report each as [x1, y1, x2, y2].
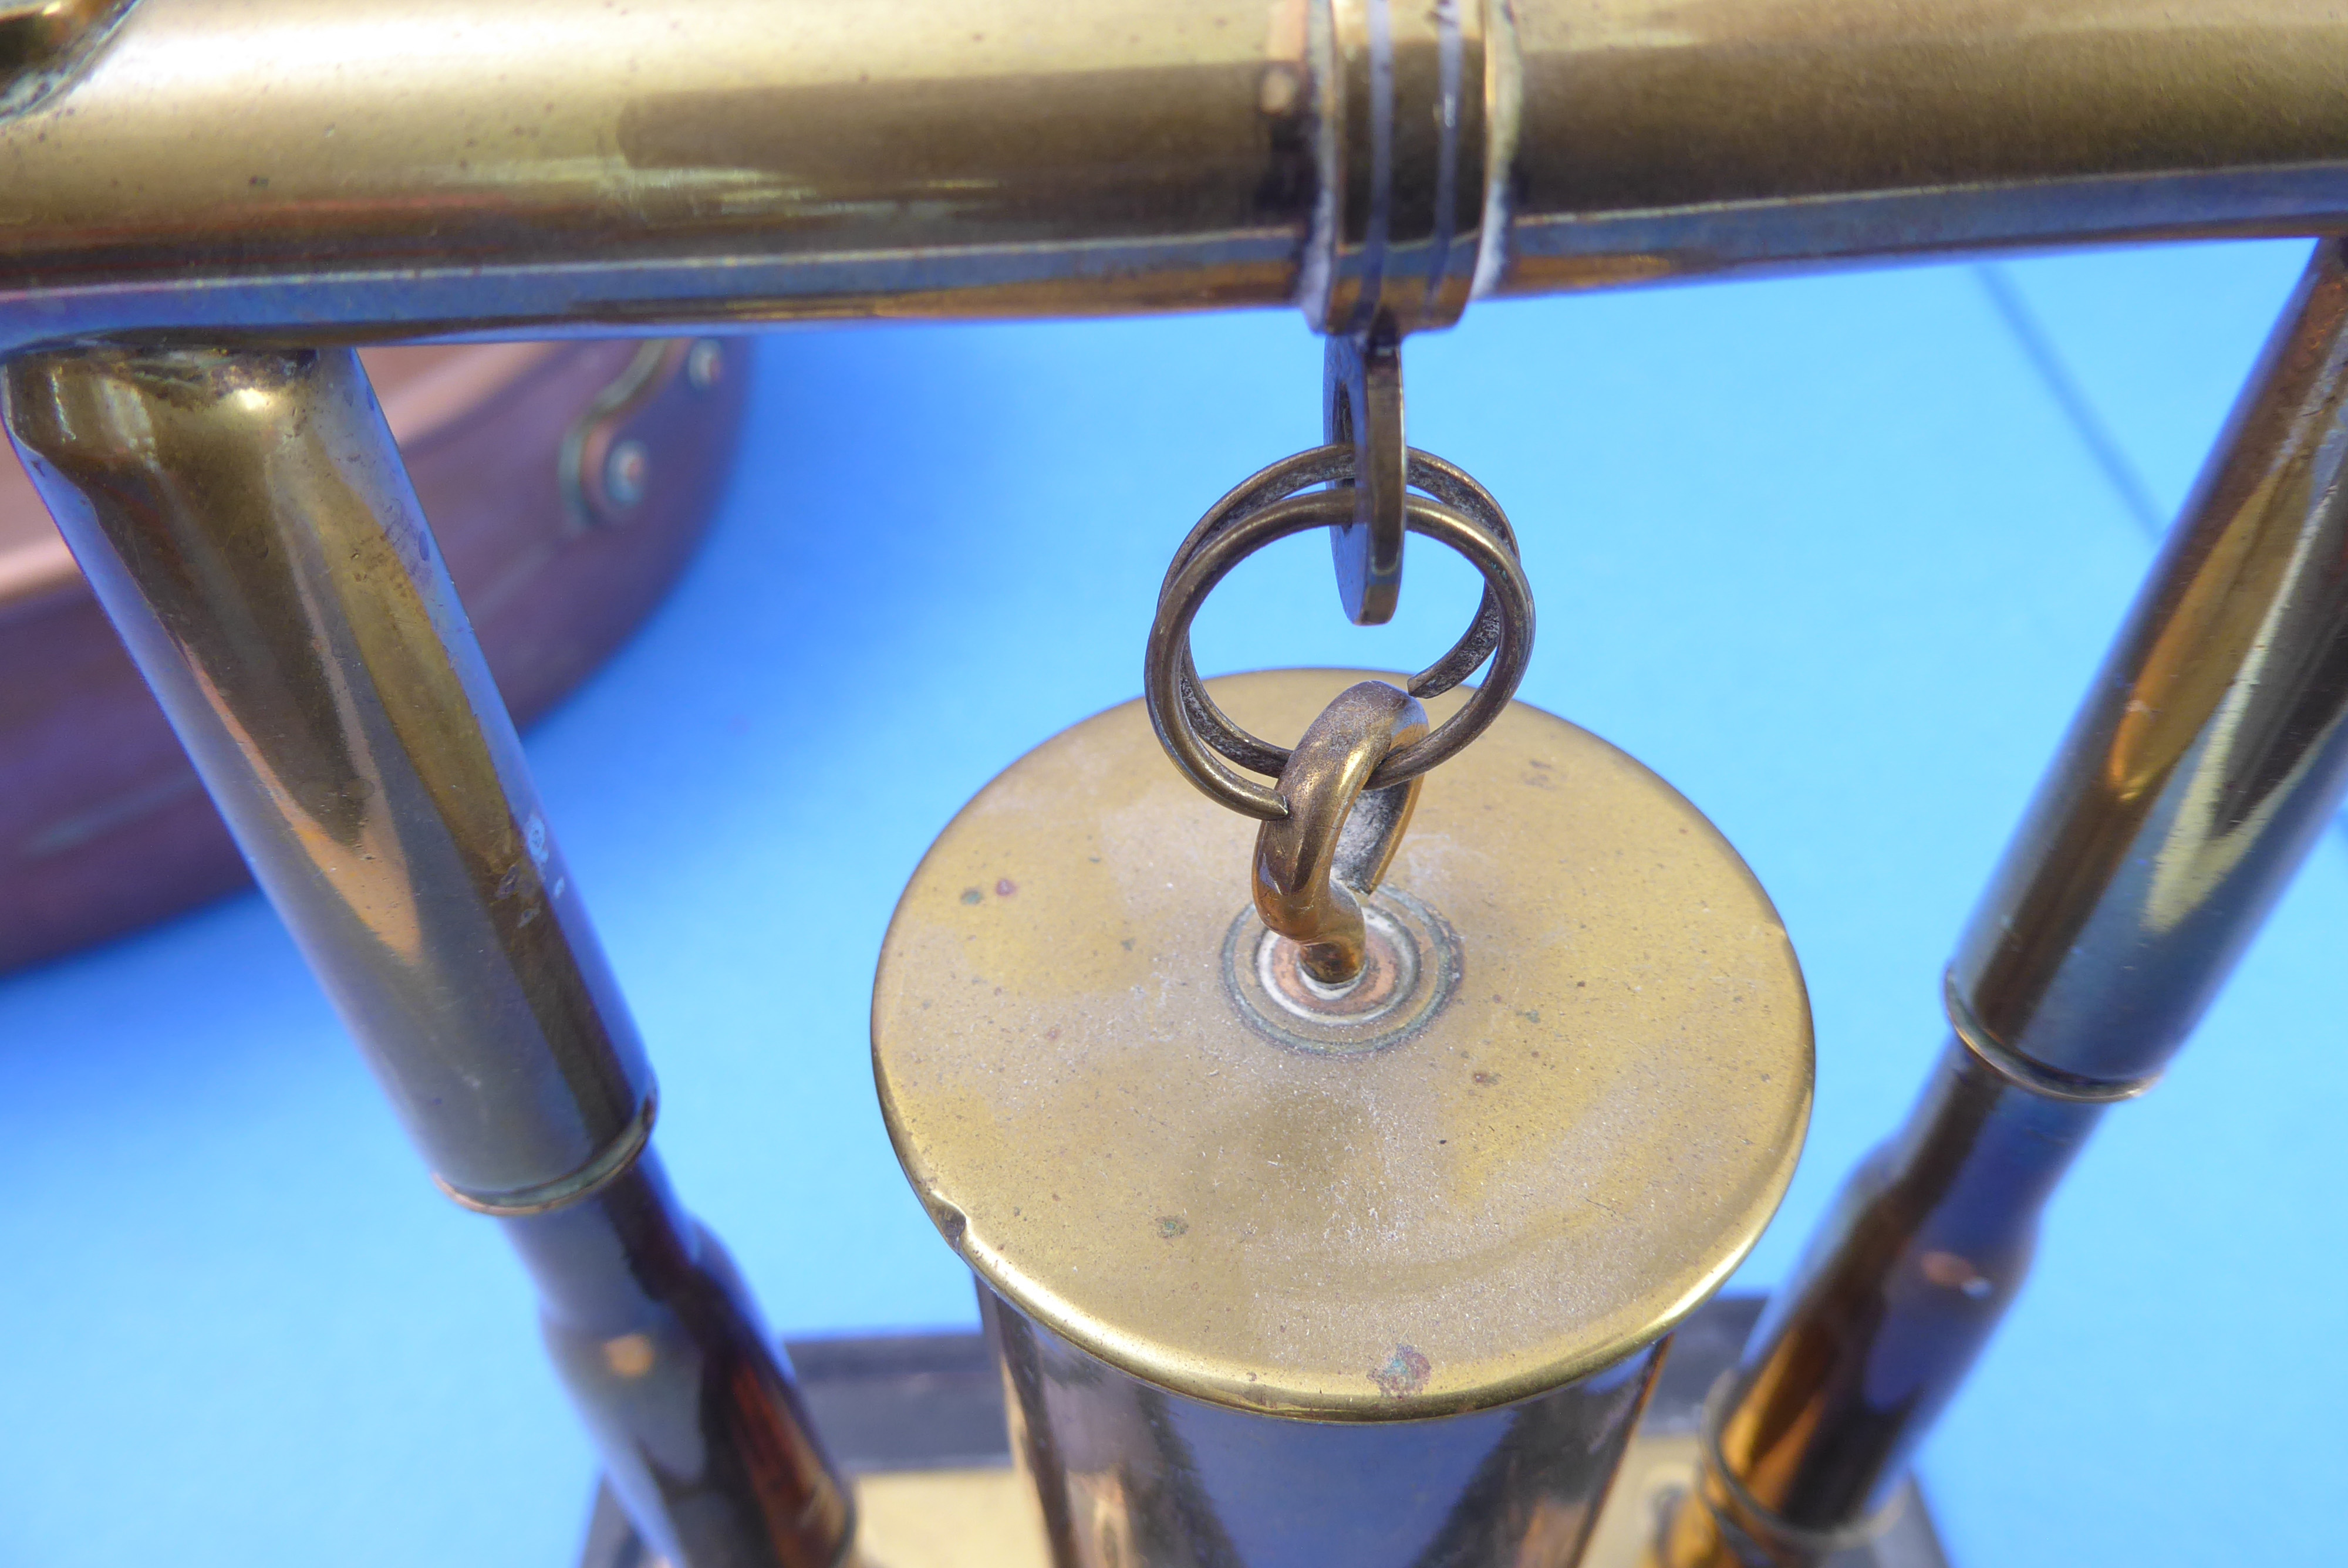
[585, 1304, 1949, 1568]
[1591, 1435, 1948, 1568]
[0, 0, 1320, 349]
[1661, 239, 2348, 1566]
[874, 669, 1811, 1565]
[2, 345, 850, 1568]
[1658, 1044, 2096, 1568]
[1955, 245, 2348, 1089]
[1, 2, 2347, 344]
[7, 5, 2347, 1563]
[6, 345, 656, 1197]
[0, 0, 130, 116]
[852, 1448, 1782, 1568]
[1509, 0, 2348, 289]
[0, 337, 746, 972]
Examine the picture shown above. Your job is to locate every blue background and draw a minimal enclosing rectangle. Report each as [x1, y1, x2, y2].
[3, 241, 2343, 1565]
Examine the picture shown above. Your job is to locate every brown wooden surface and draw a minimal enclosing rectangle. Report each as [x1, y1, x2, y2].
[0, 340, 748, 972]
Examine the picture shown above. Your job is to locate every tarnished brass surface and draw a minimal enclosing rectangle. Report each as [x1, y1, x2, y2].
[3, 345, 851, 1568]
[1507, 0, 2348, 291]
[1, 1, 2346, 344]
[1660, 241, 2348, 1567]
[875, 668, 1813, 1420]
[1952, 236, 2348, 1090]
[0, 0, 1317, 349]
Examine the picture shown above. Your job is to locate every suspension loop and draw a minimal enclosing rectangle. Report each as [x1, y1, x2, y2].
[1143, 443, 1534, 821]
[1253, 680, 1431, 986]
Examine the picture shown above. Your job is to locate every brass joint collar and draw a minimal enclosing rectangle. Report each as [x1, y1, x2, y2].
[1942, 975, 2161, 1106]
[433, 1091, 659, 1217]
[1304, 0, 1504, 623]
[1310, 0, 1489, 340]
[1692, 1375, 1905, 1565]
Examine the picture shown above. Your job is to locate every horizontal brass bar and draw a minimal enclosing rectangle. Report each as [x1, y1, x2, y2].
[1, 0, 2345, 350]
[0, 0, 1317, 350]
[1506, 0, 2348, 292]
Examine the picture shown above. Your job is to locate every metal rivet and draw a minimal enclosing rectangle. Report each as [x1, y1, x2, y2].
[603, 438, 650, 509]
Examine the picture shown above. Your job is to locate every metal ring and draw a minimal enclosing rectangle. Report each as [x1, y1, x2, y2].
[1145, 452, 1533, 820]
[1944, 975, 2161, 1105]
[1158, 444, 1522, 782]
[1253, 680, 1429, 984]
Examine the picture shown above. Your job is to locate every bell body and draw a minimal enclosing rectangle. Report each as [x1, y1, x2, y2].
[988, 1288, 1663, 1568]
[873, 670, 1813, 1567]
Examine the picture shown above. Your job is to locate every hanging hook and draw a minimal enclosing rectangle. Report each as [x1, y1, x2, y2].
[1324, 319, 1408, 625]
[1311, 0, 1490, 624]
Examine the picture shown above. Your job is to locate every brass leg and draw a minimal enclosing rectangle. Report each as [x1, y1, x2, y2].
[1660, 236, 2348, 1566]
[2, 346, 852, 1568]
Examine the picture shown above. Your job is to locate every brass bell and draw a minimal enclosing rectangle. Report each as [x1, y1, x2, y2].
[872, 668, 1813, 1567]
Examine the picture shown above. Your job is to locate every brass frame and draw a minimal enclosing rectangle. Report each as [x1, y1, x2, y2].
[0, 1, 2344, 348]
[5, 2, 2348, 1566]
[2, 346, 851, 1568]
[1659, 236, 2348, 1568]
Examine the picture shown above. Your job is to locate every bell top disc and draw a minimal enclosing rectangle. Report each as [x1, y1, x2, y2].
[872, 670, 1811, 1421]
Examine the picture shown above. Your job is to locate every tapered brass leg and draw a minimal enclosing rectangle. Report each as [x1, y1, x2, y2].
[2, 346, 852, 1568]
[1659, 238, 2348, 1566]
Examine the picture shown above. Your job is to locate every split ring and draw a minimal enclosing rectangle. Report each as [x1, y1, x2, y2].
[1143, 448, 1534, 821]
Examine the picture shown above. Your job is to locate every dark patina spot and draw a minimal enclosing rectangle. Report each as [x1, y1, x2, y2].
[1371, 1345, 1431, 1398]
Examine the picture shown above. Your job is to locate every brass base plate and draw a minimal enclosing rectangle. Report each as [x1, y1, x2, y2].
[579, 1296, 1948, 1568]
